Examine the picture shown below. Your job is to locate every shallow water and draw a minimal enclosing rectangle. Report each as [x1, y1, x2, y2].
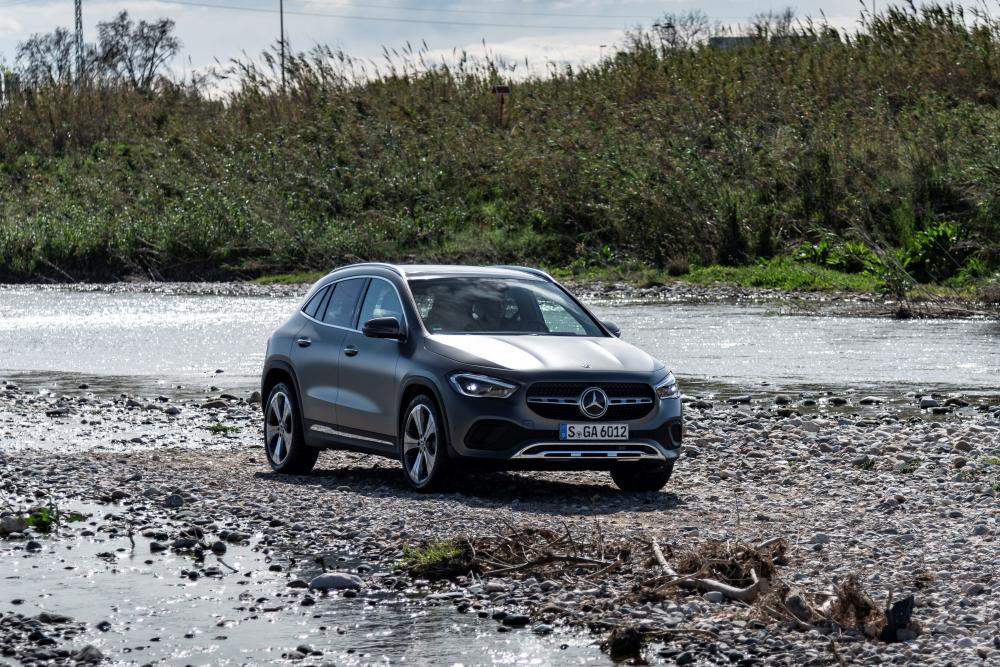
[0, 288, 997, 399]
[1, 505, 608, 666]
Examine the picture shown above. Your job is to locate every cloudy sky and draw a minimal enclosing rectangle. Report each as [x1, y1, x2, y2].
[0, 1, 940, 75]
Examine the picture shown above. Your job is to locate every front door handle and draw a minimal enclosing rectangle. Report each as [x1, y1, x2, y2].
[343, 345, 359, 357]
[296, 337, 312, 348]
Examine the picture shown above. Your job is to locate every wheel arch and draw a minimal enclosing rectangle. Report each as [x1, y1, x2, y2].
[398, 377, 452, 453]
[262, 361, 302, 412]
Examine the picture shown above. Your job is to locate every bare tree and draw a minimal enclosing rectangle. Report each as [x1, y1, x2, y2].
[15, 28, 76, 86]
[96, 11, 180, 91]
[750, 8, 797, 39]
[652, 10, 720, 50]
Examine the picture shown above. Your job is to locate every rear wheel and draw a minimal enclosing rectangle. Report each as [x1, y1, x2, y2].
[610, 461, 674, 492]
[264, 383, 318, 474]
[399, 395, 451, 492]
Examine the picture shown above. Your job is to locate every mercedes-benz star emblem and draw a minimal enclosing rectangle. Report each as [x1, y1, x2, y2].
[579, 387, 609, 419]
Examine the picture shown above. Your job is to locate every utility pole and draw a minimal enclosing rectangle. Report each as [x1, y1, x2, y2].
[74, 0, 84, 81]
[279, 0, 286, 93]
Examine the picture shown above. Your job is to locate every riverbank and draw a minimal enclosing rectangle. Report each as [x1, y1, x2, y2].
[1, 385, 998, 665]
[2, 275, 997, 319]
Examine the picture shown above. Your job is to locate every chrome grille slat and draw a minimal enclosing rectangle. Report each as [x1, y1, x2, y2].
[525, 382, 657, 421]
[512, 443, 664, 461]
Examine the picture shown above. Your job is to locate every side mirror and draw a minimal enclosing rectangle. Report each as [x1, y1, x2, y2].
[363, 317, 405, 340]
[603, 321, 621, 337]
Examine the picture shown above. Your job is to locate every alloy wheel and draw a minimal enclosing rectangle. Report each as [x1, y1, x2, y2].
[265, 391, 294, 466]
[402, 403, 437, 485]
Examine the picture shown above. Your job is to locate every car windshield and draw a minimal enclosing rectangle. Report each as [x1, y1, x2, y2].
[407, 276, 605, 336]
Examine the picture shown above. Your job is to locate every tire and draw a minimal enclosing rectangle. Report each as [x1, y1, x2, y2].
[610, 461, 674, 492]
[263, 382, 318, 474]
[399, 394, 451, 492]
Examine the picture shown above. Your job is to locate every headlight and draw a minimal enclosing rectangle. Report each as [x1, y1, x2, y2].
[654, 372, 680, 400]
[448, 373, 519, 399]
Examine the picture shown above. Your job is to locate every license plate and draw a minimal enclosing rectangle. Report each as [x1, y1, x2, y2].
[559, 423, 629, 441]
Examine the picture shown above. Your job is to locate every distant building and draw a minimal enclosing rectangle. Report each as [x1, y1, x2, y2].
[708, 36, 757, 49]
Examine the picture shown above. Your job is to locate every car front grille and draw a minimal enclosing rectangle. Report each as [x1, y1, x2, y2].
[525, 382, 655, 421]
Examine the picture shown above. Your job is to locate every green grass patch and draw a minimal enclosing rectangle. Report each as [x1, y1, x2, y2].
[901, 458, 923, 474]
[399, 539, 474, 580]
[25, 506, 88, 532]
[854, 457, 877, 471]
[980, 456, 1000, 466]
[207, 423, 239, 435]
[252, 271, 326, 285]
[683, 259, 882, 293]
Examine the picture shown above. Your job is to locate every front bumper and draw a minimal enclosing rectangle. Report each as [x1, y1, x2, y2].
[443, 383, 683, 471]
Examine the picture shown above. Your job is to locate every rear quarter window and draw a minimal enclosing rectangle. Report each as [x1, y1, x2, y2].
[302, 286, 330, 318]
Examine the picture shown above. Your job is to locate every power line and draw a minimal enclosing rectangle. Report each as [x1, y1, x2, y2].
[152, 0, 628, 31]
[292, 0, 656, 20]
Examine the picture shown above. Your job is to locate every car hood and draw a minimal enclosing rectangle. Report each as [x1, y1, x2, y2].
[425, 334, 663, 373]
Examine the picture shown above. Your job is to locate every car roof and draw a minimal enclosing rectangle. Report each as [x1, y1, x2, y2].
[328, 263, 551, 282]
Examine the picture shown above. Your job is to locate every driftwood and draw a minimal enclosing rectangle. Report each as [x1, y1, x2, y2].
[650, 537, 774, 603]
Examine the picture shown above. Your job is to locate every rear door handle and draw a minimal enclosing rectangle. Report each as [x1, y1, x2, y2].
[343, 345, 359, 357]
[296, 337, 312, 348]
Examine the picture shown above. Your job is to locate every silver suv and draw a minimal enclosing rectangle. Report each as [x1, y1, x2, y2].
[261, 264, 683, 492]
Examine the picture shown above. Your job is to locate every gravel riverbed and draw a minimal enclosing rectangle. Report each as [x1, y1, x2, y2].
[1, 383, 999, 665]
[3, 280, 994, 319]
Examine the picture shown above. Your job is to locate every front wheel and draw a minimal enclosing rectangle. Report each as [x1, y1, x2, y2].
[611, 460, 674, 492]
[264, 383, 318, 474]
[399, 395, 451, 492]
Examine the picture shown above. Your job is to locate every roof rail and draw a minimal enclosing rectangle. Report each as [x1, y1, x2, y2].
[330, 262, 403, 277]
[491, 265, 556, 282]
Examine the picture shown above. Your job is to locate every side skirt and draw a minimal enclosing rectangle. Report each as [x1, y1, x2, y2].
[304, 421, 398, 459]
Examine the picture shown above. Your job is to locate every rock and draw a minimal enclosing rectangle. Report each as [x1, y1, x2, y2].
[226, 531, 249, 543]
[165, 406, 182, 415]
[829, 397, 849, 405]
[72, 645, 104, 664]
[532, 623, 554, 635]
[164, 494, 184, 508]
[248, 391, 262, 404]
[0, 515, 28, 535]
[287, 579, 309, 588]
[210, 540, 227, 555]
[954, 457, 968, 469]
[36, 612, 73, 624]
[501, 614, 530, 627]
[26, 540, 42, 551]
[859, 396, 884, 405]
[799, 421, 821, 433]
[703, 591, 726, 603]
[202, 399, 229, 409]
[172, 538, 200, 551]
[150, 541, 167, 553]
[308, 572, 363, 590]
[775, 395, 791, 405]
[484, 581, 507, 593]
[728, 395, 751, 404]
[810, 533, 831, 545]
[920, 398, 939, 409]
[963, 582, 985, 596]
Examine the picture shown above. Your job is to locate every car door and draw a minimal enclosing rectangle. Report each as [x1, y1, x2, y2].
[290, 277, 367, 428]
[335, 277, 405, 444]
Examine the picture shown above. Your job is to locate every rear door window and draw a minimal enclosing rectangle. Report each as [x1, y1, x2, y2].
[321, 278, 367, 328]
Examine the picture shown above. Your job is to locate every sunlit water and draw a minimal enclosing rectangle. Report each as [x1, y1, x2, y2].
[0, 288, 997, 398]
[1, 504, 606, 666]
